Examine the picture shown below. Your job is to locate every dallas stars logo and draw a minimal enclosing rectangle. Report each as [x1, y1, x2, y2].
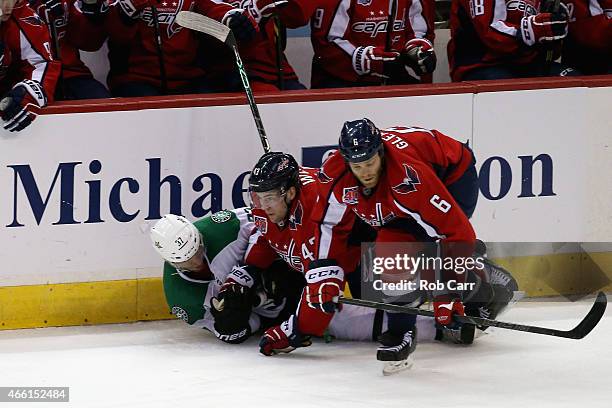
[392, 164, 420, 194]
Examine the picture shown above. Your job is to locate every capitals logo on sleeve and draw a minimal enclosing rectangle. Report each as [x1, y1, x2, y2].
[392, 164, 421, 194]
[288, 202, 303, 230]
[342, 186, 359, 204]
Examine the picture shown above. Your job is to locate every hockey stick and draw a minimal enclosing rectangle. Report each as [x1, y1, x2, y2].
[273, 15, 285, 90]
[151, 6, 168, 95]
[340, 291, 607, 340]
[176, 11, 271, 153]
[44, 8, 65, 99]
[381, 0, 397, 86]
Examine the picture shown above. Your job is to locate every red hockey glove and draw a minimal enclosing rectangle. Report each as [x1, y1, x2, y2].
[403, 38, 436, 76]
[518, 5, 569, 46]
[244, 0, 288, 24]
[222, 9, 259, 42]
[433, 295, 465, 329]
[352, 46, 399, 77]
[304, 260, 344, 313]
[1, 80, 47, 133]
[259, 315, 312, 356]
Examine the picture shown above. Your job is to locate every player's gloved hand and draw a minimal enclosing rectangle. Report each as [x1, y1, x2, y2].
[222, 9, 259, 42]
[42, 0, 64, 19]
[243, 0, 288, 24]
[117, 0, 159, 18]
[259, 315, 312, 356]
[78, 0, 110, 19]
[402, 38, 436, 76]
[1, 80, 47, 133]
[518, 4, 569, 46]
[209, 265, 256, 327]
[433, 294, 465, 329]
[304, 260, 344, 313]
[352, 45, 399, 77]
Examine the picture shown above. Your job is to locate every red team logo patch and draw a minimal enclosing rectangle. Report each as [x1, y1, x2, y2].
[342, 186, 359, 204]
[254, 215, 268, 234]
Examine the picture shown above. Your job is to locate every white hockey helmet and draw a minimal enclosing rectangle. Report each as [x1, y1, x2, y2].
[150, 214, 202, 263]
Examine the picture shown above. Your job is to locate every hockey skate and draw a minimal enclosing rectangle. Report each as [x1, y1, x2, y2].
[377, 329, 417, 375]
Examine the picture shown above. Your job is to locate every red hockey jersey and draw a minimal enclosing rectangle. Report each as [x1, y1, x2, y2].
[320, 126, 476, 243]
[0, 1, 60, 100]
[29, 0, 93, 80]
[564, 0, 612, 73]
[448, 0, 569, 81]
[279, 0, 434, 85]
[245, 167, 358, 275]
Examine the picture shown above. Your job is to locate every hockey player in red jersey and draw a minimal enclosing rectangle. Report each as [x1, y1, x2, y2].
[245, 152, 360, 356]
[274, 0, 436, 88]
[316, 118, 481, 369]
[563, 0, 612, 74]
[448, 0, 577, 80]
[223, 0, 305, 90]
[69, 0, 259, 96]
[28, 0, 110, 99]
[0, 0, 60, 132]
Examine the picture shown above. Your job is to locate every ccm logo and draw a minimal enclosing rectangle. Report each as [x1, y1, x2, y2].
[306, 268, 342, 281]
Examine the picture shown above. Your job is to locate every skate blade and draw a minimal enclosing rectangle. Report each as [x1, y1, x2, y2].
[382, 356, 415, 376]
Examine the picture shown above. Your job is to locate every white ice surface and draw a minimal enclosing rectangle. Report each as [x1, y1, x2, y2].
[1, 298, 610, 408]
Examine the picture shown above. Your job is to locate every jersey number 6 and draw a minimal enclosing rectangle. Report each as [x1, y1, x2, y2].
[430, 195, 451, 213]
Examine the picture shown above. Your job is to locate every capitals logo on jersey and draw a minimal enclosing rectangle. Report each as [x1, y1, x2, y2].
[355, 203, 396, 227]
[140, 0, 185, 38]
[271, 238, 303, 272]
[342, 186, 359, 204]
[392, 164, 421, 194]
[288, 201, 303, 230]
[254, 215, 268, 234]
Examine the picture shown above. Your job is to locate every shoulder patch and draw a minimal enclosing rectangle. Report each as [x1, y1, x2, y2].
[211, 210, 232, 223]
[342, 186, 359, 204]
[171, 306, 189, 322]
[254, 215, 268, 234]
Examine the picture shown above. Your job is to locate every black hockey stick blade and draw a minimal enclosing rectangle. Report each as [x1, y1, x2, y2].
[340, 292, 607, 340]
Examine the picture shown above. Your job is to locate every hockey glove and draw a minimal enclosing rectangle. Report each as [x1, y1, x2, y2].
[352, 46, 399, 77]
[222, 9, 258, 42]
[117, 0, 159, 18]
[209, 266, 257, 334]
[518, 5, 569, 46]
[259, 315, 312, 356]
[1, 80, 47, 132]
[403, 38, 436, 76]
[244, 0, 288, 24]
[78, 0, 110, 20]
[304, 260, 344, 313]
[433, 294, 465, 329]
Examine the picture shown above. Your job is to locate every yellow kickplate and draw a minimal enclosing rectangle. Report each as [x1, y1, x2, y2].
[0, 278, 173, 330]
